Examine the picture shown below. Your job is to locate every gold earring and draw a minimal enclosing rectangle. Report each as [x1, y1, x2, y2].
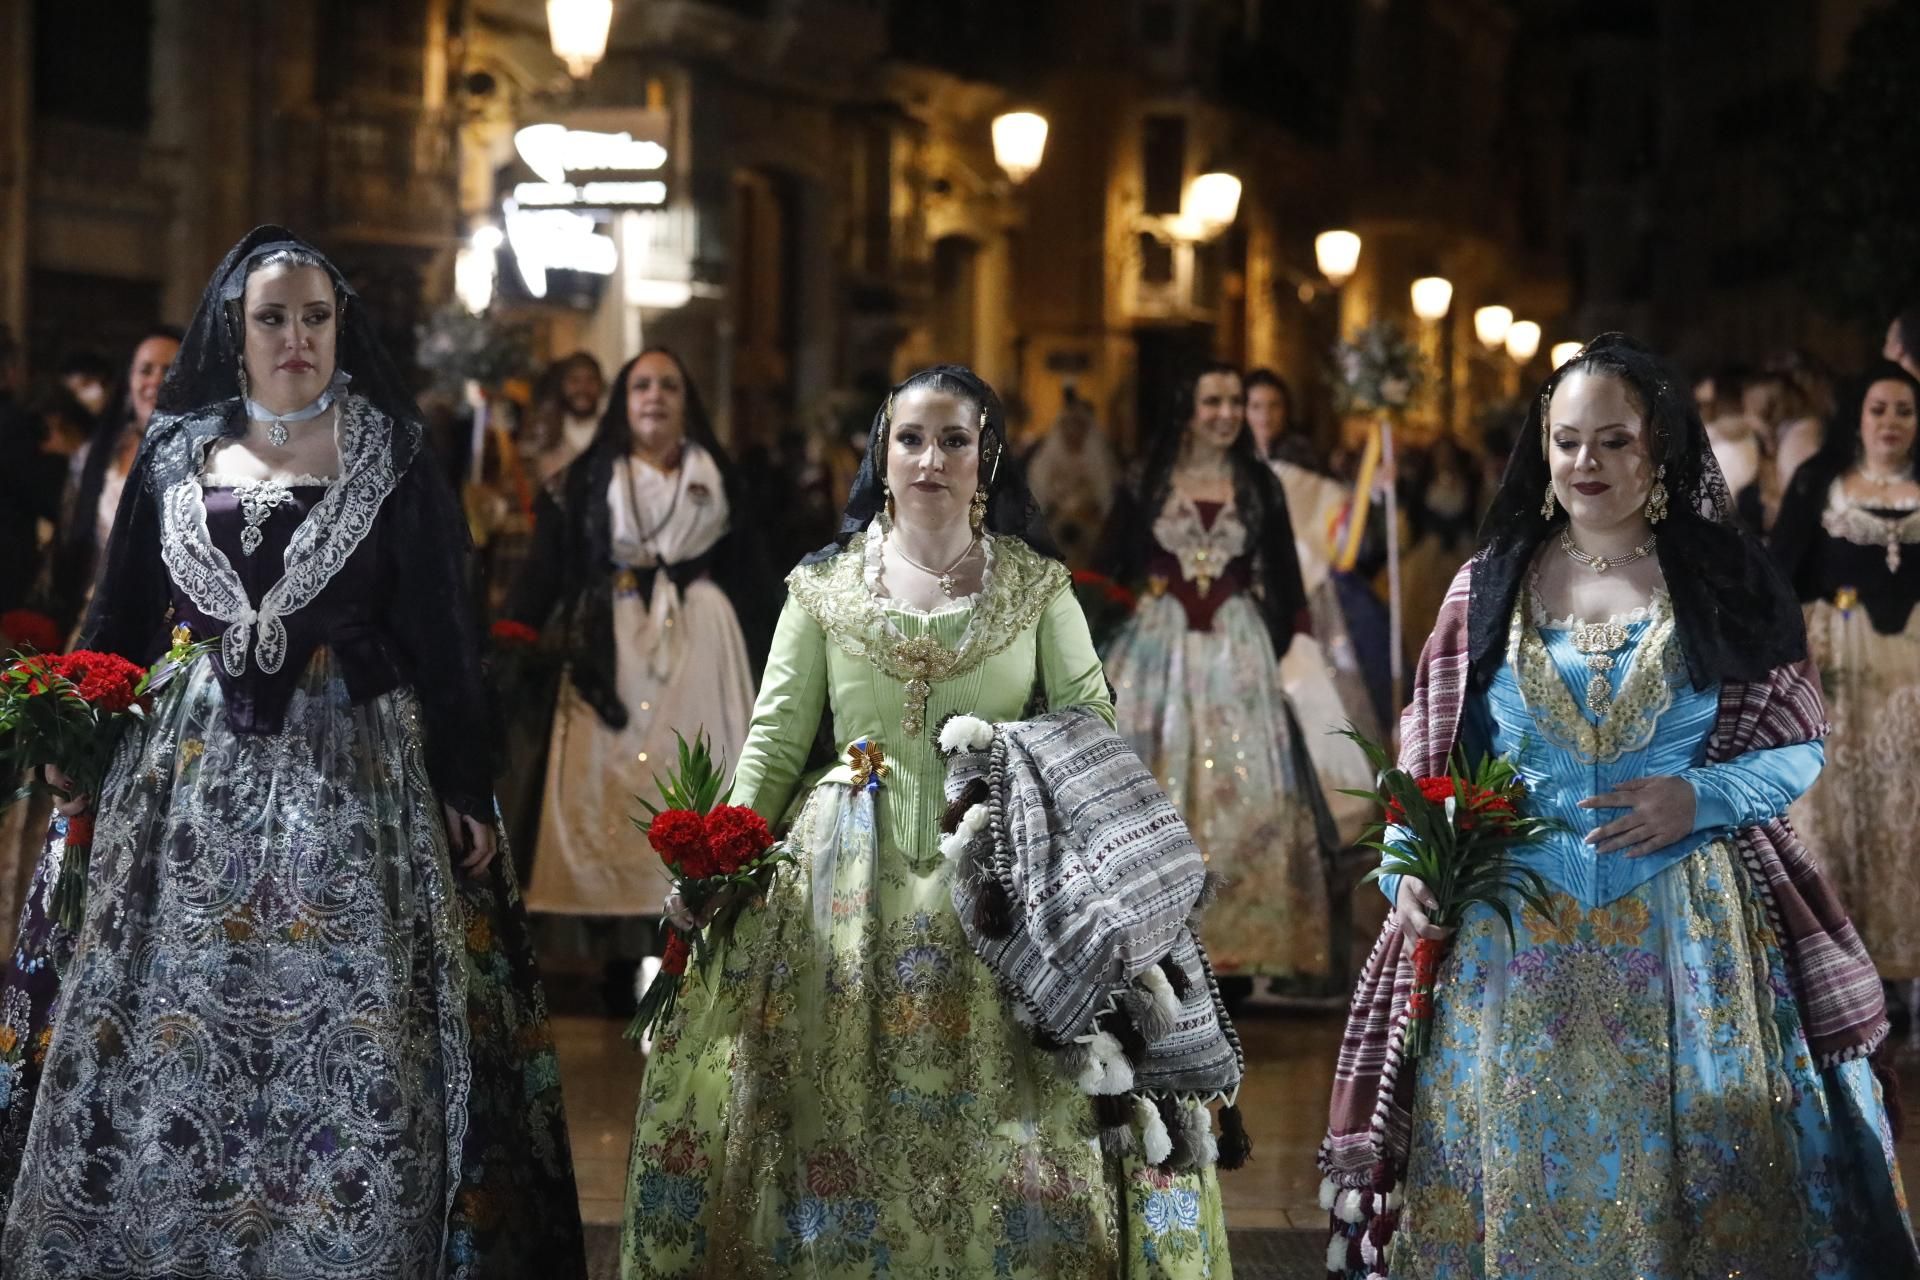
[885, 488, 896, 524]
[237, 358, 250, 401]
[1646, 466, 1669, 524]
[1540, 481, 1557, 520]
[969, 489, 987, 534]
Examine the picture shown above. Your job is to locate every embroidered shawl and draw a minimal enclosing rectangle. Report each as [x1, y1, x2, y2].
[1320, 560, 1889, 1187]
[940, 707, 1244, 1102]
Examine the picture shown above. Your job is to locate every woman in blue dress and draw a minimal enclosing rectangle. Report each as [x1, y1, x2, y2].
[1322, 333, 1913, 1279]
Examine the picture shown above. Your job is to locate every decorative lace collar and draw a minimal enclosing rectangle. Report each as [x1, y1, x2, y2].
[861, 512, 1001, 615]
[1508, 586, 1683, 765]
[1525, 568, 1671, 630]
[788, 526, 1068, 737]
[159, 395, 398, 676]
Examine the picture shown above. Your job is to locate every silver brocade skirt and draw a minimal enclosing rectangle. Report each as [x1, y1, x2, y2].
[1, 653, 471, 1279]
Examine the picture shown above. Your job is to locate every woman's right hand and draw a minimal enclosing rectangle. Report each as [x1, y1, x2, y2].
[42, 765, 91, 818]
[1393, 876, 1455, 942]
[663, 885, 739, 932]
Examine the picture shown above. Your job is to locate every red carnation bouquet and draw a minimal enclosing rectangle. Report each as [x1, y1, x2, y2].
[1339, 727, 1560, 1059]
[626, 730, 790, 1042]
[1, 626, 213, 928]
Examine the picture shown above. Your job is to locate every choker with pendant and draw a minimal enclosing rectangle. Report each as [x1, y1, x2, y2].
[246, 369, 351, 446]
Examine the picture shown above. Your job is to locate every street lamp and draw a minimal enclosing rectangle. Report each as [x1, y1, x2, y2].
[1410, 276, 1454, 321]
[1506, 320, 1542, 363]
[548, 0, 614, 79]
[1315, 230, 1361, 286]
[991, 111, 1049, 184]
[1550, 341, 1583, 369]
[1473, 305, 1513, 349]
[1186, 171, 1243, 238]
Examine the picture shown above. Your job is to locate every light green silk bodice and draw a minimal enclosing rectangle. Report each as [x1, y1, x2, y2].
[727, 530, 1114, 860]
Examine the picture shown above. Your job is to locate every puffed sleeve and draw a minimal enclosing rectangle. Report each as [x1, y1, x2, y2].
[725, 595, 831, 826]
[1037, 584, 1114, 726]
[76, 433, 171, 663]
[385, 450, 495, 818]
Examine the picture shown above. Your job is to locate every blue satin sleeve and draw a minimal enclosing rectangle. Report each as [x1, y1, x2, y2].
[1681, 740, 1824, 834]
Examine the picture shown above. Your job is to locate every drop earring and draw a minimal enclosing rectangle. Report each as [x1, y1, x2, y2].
[883, 483, 896, 524]
[1540, 481, 1557, 520]
[969, 489, 987, 534]
[1645, 466, 1669, 524]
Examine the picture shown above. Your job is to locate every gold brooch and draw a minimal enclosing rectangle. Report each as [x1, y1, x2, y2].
[612, 568, 639, 596]
[1834, 586, 1859, 615]
[847, 739, 888, 793]
[171, 623, 193, 648]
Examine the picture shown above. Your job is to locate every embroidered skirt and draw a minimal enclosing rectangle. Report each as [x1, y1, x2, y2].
[0, 653, 585, 1279]
[620, 779, 1232, 1279]
[1793, 598, 1920, 977]
[1392, 839, 1913, 1279]
[1103, 592, 1328, 977]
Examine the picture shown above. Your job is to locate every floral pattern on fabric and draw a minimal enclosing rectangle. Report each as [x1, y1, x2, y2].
[1395, 839, 1906, 1279]
[1793, 598, 1920, 977]
[0, 655, 585, 1278]
[1102, 592, 1324, 977]
[622, 784, 1229, 1278]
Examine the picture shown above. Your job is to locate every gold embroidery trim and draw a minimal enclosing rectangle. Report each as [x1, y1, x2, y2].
[786, 530, 1068, 736]
[1508, 590, 1683, 765]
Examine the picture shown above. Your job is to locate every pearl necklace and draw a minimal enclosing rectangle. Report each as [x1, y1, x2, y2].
[1559, 530, 1656, 573]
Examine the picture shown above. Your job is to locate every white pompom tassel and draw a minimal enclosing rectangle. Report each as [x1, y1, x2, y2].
[1327, 1235, 1350, 1273]
[1336, 1188, 1366, 1224]
[1185, 1099, 1218, 1167]
[938, 714, 995, 755]
[1075, 1031, 1134, 1095]
[1384, 1189, 1403, 1213]
[960, 803, 989, 834]
[1136, 1095, 1172, 1164]
[1134, 964, 1182, 1042]
[938, 829, 973, 861]
[1360, 1233, 1379, 1267]
[1318, 1177, 1338, 1212]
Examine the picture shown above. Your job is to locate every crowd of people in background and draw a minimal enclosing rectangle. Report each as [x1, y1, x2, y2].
[6, 306, 1919, 1001]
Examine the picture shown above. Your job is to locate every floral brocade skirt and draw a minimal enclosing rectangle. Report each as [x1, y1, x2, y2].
[620, 781, 1231, 1279]
[1102, 593, 1328, 977]
[0, 652, 585, 1279]
[1794, 599, 1920, 977]
[1392, 838, 1914, 1280]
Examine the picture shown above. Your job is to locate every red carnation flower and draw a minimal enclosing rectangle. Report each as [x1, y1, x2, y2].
[1, 610, 62, 656]
[490, 619, 540, 647]
[648, 809, 714, 878]
[661, 928, 691, 976]
[703, 804, 773, 876]
[53, 651, 146, 714]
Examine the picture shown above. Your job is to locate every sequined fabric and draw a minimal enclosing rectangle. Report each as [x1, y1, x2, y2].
[1102, 590, 1326, 978]
[1793, 598, 1920, 977]
[0, 653, 587, 1278]
[1396, 839, 1908, 1278]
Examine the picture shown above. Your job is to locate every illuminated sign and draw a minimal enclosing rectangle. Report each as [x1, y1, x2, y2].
[503, 201, 617, 299]
[510, 118, 671, 209]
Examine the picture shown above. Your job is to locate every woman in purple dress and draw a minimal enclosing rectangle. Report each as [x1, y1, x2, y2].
[0, 227, 585, 1278]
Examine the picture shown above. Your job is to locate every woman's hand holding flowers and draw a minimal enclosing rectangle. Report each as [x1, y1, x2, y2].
[1393, 876, 1457, 943]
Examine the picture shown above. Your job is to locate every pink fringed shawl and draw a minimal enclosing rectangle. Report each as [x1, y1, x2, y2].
[1319, 561, 1890, 1192]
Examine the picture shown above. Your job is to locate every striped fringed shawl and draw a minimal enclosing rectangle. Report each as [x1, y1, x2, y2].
[1320, 560, 1889, 1191]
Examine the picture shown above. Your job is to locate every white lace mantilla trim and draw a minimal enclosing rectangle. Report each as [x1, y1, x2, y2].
[161, 396, 397, 675]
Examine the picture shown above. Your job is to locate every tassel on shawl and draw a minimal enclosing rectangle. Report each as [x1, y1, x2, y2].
[1158, 952, 1194, 1000]
[1131, 963, 1182, 1043]
[1135, 1095, 1173, 1165]
[973, 879, 1015, 938]
[1073, 1031, 1134, 1095]
[1217, 1102, 1253, 1170]
[940, 778, 990, 834]
[1157, 1093, 1191, 1170]
[1101, 1004, 1150, 1068]
[1180, 1099, 1217, 1168]
[1094, 1093, 1136, 1158]
[937, 713, 995, 756]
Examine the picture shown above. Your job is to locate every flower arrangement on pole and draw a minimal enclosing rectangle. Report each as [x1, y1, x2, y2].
[1338, 726, 1560, 1059]
[0, 625, 214, 928]
[626, 730, 791, 1042]
[1330, 322, 1424, 415]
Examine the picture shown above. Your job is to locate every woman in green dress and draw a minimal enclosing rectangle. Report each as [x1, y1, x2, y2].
[620, 365, 1233, 1278]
